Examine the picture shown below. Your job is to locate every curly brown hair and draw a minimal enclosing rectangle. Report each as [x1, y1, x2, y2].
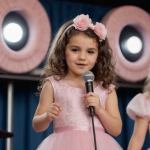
[38, 19, 117, 92]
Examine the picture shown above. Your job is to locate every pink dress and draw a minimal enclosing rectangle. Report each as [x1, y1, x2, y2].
[126, 93, 150, 149]
[37, 76, 123, 150]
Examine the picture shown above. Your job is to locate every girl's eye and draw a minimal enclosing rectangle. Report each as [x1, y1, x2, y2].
[71, 49, 79, 52]
[88, 50, 94, 54]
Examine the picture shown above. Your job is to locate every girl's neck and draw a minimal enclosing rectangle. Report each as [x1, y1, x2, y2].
[64, 76, 83, 82]
[64, 72, 83, 82]
[62, 74, 98, 89]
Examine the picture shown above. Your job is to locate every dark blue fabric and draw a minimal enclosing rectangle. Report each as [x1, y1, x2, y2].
[12, 82, 53, 150]
[38, 0, 112, 68]
[0, 0, 150, 150]
[0, 80, 7, 150]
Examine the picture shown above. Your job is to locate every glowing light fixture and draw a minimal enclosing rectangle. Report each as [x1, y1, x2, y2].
[3, 23, 23, 43]
[101, 5, 150, 82]
[126, 36, 142, 54]
[0, 0, 51, 74]
[119, 26, 143, 62]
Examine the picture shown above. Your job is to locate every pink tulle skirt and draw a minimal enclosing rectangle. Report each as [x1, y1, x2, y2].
[37, 127, 123, 150]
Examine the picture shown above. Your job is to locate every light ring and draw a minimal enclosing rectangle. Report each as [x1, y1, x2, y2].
[102, 6, 150, 82]
[0, 0, 51, 73]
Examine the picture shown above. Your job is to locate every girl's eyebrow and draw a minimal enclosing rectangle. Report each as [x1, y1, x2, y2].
[69, 45, 79, 48]
[88, 48, 98, 51]
[69, 45, 97, 51]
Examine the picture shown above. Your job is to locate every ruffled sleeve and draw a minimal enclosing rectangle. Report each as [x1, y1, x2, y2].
[109, 84, 115, 91]
[108, 84, 115, 93]
[99, 82, 115, 93]
[46, 76, 55, 88]
[126, 93, 150, 121]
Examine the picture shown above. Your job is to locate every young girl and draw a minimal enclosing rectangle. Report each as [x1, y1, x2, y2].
[126, 71, 150, 150]
[33, 14, 123, 150]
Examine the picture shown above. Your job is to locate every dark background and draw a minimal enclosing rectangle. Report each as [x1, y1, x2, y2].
[63, 0, 150, 11]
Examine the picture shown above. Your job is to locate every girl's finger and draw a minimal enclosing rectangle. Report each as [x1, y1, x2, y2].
[58, 105, 62, 111]
[50, 114, 58, 119]
[52, 105, 60, 112]
[85, 97, 95, 102]
[86, 100, 96, 105]
[86, 102, 96, 108]
[51, 110, 60, 116]
[86, 92, 96, 97]
[83, 94, 86, 98]
[46, 112, 58, 121]
[54, 103, 62, 108]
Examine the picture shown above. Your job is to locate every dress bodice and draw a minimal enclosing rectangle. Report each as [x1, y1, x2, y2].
[37, 76, 123, 150]
[47, 76, 115, 132]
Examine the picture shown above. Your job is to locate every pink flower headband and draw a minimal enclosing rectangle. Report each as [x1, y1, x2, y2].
[64, 14, 107, 42]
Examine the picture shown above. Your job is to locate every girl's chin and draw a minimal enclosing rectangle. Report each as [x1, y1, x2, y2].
[74, 71, 88, 76]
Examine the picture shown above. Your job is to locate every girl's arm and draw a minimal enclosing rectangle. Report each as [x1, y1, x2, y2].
[97, 89, 122, 136]
[32, 81, 62, 132]
[85, 89, 122, 136]
[127, 116, 149, 150]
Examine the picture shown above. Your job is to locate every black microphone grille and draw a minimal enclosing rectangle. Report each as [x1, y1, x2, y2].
[82, 71, 95, 82]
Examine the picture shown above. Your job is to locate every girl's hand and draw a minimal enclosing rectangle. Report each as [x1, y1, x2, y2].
[84, 92, 102, 115]
[46, 103, 62, 122]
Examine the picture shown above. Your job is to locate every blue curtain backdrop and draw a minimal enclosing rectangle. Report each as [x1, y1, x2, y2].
[0, 0, 150, 150]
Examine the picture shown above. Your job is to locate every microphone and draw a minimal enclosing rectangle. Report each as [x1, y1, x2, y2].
[82, 71, 95, 116]
[82, 71, 97, 150]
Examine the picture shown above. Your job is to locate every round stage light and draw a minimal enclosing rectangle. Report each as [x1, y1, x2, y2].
[2, 12, 29, 51]
[119, 25, 143, 62]
[0, 0, 51, 73]
[126, 36, 142, 54]
[3, 23, 23, 43]
[102, 6, 150, 82]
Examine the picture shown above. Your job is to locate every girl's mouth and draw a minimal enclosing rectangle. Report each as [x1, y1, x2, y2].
[76, 63, 87, 67]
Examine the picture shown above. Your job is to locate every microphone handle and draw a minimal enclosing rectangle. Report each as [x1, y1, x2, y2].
[85, 81, 94, 116]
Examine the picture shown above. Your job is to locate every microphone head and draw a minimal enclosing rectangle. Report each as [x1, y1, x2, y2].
[82, 71, 95, 82]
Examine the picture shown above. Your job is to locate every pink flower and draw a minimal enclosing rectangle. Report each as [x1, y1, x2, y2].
[88, 23, 95, 30]
[94, 23, 107, 41]
[73, 14, 92, 31]
[64, 14, 107, 42]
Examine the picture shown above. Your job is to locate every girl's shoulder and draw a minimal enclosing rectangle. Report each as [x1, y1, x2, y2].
[126, 93, 150, 121]
[46, 75, 54, 81]
[46, 75, 60, 81]
[46, 75, 61, 88]
[128, 93, 150, 103]
[98, 81, 115, 93]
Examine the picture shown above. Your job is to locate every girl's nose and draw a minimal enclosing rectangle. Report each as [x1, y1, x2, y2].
[78, 52, 86, 60]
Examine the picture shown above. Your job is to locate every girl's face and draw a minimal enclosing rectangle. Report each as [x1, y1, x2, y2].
[65, 32, 98, 77]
